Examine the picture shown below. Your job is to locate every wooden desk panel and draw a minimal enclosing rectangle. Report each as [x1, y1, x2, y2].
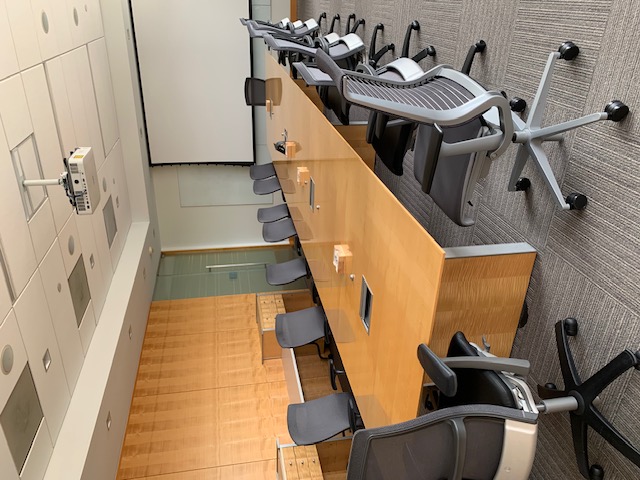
[265, 54, 535, 427]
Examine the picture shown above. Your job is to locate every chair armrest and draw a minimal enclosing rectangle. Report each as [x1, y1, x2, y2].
[442, 357, 530, 377]
[417, 344, 458, 397]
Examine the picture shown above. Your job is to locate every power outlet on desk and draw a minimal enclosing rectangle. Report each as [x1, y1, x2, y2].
[333, 244, 352, 274]
[297, 167, 310, 186]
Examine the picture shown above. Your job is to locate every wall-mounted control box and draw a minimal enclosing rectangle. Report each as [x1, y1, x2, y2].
[66, 147, 100, 215]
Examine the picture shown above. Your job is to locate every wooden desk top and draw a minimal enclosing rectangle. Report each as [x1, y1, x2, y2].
[264, 54, 535, 428]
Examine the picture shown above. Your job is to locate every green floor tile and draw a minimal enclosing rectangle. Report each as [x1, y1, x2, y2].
[156, 248, 308, 300]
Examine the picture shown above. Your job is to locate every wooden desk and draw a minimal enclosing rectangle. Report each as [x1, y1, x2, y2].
[265, 54, 536, 428]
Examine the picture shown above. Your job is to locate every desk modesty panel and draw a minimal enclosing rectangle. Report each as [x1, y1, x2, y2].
[264, 54, 536, 428]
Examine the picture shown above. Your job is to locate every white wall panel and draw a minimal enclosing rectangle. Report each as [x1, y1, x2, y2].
[0, 424, 20, 480]
[14, 272, 71, 442]
[5, 0, 41, 70]
[78, 302, 95, 354]
[90, 201, 114, 290]
[67, 0, 103, 47]
[0, 74, 32, 149]
[39, 239, 84, 392]
[111, 141, 132, 233]
[0, 120, 37, 296]
[0, 311, 28, 405]
[28, 200, 56, 263]
[0, 0, 19, 81]
[61, 47, 106, 169]
[0, 311, 28, 480]
[58, 214, 81, 275]
[88, 38, 119, 157]
[44, 57, 77, 157]
[0, 252, 11, 320]
[106, 141, 129, 264]
[30, 0, 73, 61]
[14, 136, 46, 212]
[21, 64, 72, 233]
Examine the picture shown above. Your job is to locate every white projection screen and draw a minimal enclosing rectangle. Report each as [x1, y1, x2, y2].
[131, 0, 253, 165]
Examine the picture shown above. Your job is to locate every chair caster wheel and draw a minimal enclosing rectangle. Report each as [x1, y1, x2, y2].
[558, 41, 579, 60]
[475, 40, 487, 53]
[605, 100, 629, 122]
[564, 317, 579, 336]
[510, 97, 527, 113]
[515, 177, 531, 191]
[426, 46, 436, 57]
[544, 383, 557, 390]
[589, 464, 604, 480]
[566, 193, 588, 210]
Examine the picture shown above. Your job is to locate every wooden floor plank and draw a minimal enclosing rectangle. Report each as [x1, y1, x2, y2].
[117, 294, 289, 480]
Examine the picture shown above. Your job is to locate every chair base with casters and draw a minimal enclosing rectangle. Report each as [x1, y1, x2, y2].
[257, 203, 289, 223]
[538, 318, 640, 480]
[315, 41, 629, 226]
[253, 176, 281, 195]
[265, 257, 307, 286]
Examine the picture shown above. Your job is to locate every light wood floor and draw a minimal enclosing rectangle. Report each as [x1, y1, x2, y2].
[117, 294, 291, 480]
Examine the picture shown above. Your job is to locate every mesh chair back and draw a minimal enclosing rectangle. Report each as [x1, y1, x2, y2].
[346, 405, 534, 480]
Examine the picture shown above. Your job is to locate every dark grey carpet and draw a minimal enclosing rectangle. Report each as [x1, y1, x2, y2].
[299, 1, 640, 478]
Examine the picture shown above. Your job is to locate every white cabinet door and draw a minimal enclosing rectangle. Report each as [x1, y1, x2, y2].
[13, 272, 71, 443]
[39, 239, 85, 392]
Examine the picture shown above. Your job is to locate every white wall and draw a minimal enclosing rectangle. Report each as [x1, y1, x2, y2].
[0, 0, 159, 478]
[151, 0, 289, 251]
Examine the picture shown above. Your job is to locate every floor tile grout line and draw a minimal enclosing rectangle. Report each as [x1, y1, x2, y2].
[121, 458, 279, 480]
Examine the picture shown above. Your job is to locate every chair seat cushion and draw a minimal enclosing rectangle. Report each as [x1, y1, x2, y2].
[287, 393, 352, 445]
[249, 162, 275, 180]
[257, 203, 290, 223]
[262, 217, 297, 242]
[275, 306, 326, 348]
[266, 257, 307, 286]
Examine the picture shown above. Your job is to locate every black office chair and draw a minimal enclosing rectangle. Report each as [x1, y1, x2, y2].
[285, 330, 538, 477]
[538, 318, 640, 480]
[314, 41, 629, 225]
